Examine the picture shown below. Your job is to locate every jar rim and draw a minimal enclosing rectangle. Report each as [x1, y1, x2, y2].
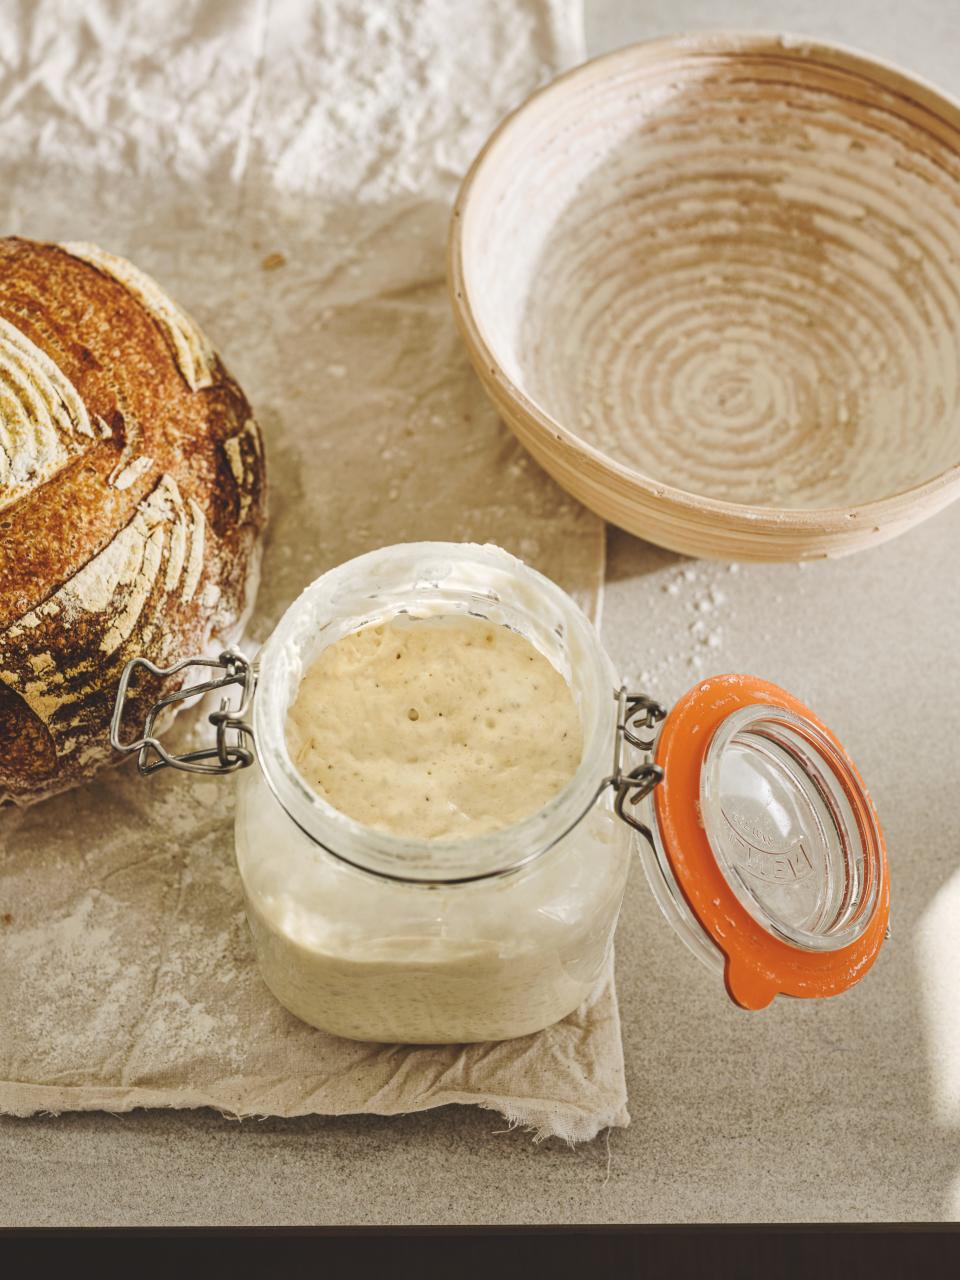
[252, 541, 618, 884]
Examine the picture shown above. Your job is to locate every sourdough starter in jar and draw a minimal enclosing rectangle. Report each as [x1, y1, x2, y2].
[235, 542, 633, 1044]
[286, 615, 582, 839]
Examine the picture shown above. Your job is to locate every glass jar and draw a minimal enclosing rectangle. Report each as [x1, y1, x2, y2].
[235, 541, 634, 1043]
[112, 541, 890, 1044]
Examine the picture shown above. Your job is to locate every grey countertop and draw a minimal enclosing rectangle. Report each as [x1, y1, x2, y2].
[4, 0, 960, 1226]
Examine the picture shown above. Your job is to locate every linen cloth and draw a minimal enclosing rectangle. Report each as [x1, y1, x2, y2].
[0, 0, 628, 1142]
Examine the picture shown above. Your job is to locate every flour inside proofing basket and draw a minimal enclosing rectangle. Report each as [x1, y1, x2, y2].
[0, 1, 627, 1142]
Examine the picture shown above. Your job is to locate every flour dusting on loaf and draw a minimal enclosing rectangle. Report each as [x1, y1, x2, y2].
[59, 241, 218, 392]
[0, 315, 94, 510]
[0, 236, 266, 805]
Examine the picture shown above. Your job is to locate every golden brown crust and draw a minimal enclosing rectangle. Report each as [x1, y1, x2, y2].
[0, 236, 266, 805]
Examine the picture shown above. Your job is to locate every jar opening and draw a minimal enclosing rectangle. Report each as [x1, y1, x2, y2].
[252, 542, 618, 884]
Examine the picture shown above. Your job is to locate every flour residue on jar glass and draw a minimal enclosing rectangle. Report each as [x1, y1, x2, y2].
[286, 614, 583, 840]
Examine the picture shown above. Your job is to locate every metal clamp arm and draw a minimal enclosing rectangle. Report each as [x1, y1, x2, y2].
[110, 649, 256, 776]
[608, 688, 667, 839]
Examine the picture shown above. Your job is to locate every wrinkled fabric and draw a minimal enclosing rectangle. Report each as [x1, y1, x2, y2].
[0, 0, 628, 1142]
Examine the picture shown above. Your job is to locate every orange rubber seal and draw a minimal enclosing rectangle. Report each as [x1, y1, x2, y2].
[653, 674, 889, 1011]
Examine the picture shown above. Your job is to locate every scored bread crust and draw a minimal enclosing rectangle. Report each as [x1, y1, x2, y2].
[0, 236, 266, 806]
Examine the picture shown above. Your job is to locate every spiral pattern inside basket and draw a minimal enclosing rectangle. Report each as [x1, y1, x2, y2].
[497, 53, 960, 509]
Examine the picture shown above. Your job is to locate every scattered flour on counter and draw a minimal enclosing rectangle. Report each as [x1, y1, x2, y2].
[629, 559, 742, 694]
[623, 556, 826, 707]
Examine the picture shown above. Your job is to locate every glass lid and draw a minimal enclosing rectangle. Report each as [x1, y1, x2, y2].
[649, 675, 889, 1010]
[700, 704, 879, 953]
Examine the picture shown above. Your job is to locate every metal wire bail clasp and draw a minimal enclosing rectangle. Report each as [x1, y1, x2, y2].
[609, 688, 667, 839]
[110, 649, 256, 776]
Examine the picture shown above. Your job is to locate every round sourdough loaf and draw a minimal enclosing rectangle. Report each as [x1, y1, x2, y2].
[0, 236, 266, 806]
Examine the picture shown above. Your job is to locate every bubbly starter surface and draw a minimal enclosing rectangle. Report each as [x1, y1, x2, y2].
[286, 615, 583, 839]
